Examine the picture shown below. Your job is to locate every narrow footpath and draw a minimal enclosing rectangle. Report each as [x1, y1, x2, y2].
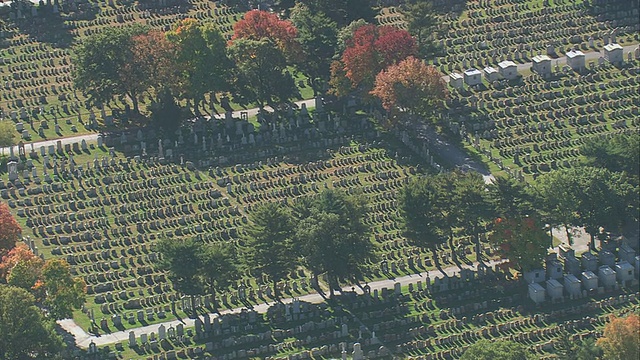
[60, 259, 506, 349]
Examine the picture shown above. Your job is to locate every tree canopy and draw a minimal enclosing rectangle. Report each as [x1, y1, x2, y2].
[0, 285, 64, 360]
[489, 216, 549, 272]
[242, 202, 297, 300]
[581, 133, 639, 178]
[460, 339, 533, 360]
[370, 56, 447, 121]
[295, 189, 374, 297]
[0, 122, 16, 148]
[232, 10, 302, 63]
[597, 314, 639, 360]
[0, 202, 22, 255]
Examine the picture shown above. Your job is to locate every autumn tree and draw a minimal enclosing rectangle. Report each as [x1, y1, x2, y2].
[72, 24, 148, 111]
[0, 242, 43, 282]
[597, 314, 639, 360]
[167, 19, 231, 114]
[490, 217, 549, 273]
[334, 24, 416, 96]
[232, 10, 302, 63]
[290, 3, 338, 94]
[242, 202, 297, 300]
[229, 38, 299, 110]
[0, 202, 21, 255]
[0, 285, 64, 360]
[370, 56, 447, 122]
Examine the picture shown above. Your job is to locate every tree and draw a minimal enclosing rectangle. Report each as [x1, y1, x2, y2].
[155, 237, 203, 317]
[398, 176, 446, 263]
[0, 242, 43, 283]
[72, 25, 148, 111]
[0, 122, 16, 148]
[487, 176, 535, 219]
[166, 19, 231, 114]
[0, 202, 21, 255]
[289, 3, 338, 94]
[554, 332, 603, 360]
[454, 171, 493, 257]
[535, 167, 638, 250]
[296, 190, 374, 297]
[402, 0, 438, 57]
[336, 24, 417, 95]
[243, 202, 297, 300]
[336, 19, 368, 54]
[597, 314, 639, 360]
[0, 285, 64, 360]
[460, 339, 533, 360]
[370, 56, 447, 121]
[581, 133, 640, 178]
[199, 243, 238, 312]
[125, 29, 180, 111]
[229, 38, 299, 110]
[231, 10, 302, 63]
[304, 0, 375, 27]
[39, 259, 86, 320]
[489, 216, 549, 273]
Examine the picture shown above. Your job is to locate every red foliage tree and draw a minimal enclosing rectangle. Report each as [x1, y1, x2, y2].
[231, 10, 302, 62]
[339, 24, 417, 91]
[489, 217, 549, 273]
[370, 56, 447, 119]
[0, 202, 21, 254]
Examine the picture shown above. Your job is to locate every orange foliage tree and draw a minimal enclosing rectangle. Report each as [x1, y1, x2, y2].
[0, 202, 21, 254]
[231, 10, 302, 63]
[370, 56, 447, 120]
[597, 314, 639, 360]
[0, 243, 43, 285]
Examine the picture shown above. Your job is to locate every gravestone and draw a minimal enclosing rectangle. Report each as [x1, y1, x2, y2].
[129, 331, 136, 347]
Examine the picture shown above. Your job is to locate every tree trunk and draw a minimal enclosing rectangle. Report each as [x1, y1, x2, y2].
[211, 286, 218, 313]
[589, 233, 596, 251]
[448, 227, 456, 262]
[129, 93, 139, 114]
[564, 225, 573, 246]
[328, 274, 335, 298]
[431, 246, 439, 267]
[190, 295, 197, 318]
[272, 279, 279, 302]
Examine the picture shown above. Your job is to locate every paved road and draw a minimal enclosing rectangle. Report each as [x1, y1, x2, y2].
[60, 259, 506, 349]
[442, 43, 639, 82]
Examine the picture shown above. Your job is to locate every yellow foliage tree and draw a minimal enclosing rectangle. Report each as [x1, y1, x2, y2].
[597, 314, 639, 360]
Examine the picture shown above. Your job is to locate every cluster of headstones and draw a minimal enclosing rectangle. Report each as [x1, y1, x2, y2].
[445, 54, 639, 179]
[433, 0, 638, 71]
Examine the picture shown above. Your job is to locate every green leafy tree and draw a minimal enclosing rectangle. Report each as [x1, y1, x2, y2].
[402, 0, 438, 57]
[0, 122, 16, 148]
[166, 19, 231, 114]
[490, 217, 549, 273]
[39, 259, 86, 320]
[536, 167, 638, 250]
[398, 176, 446, 263]
[554, 332, 603, 360]
[305, 0, 374, 27]
[581, 133, 639, 178]
[454, 171, 493, 257]
[296, 189, 374, 297]
[290, 3, 338, 95]
[461, 339, 533, 360]
[487, 176, 535, 219]
[155, 238, 203, 317]
[243, 202, 297, 300]
[72, 24, 148, 111]
[229, 38, 299, 110]
[0, 285, 64, 360]
[199, 243, 238, 312]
